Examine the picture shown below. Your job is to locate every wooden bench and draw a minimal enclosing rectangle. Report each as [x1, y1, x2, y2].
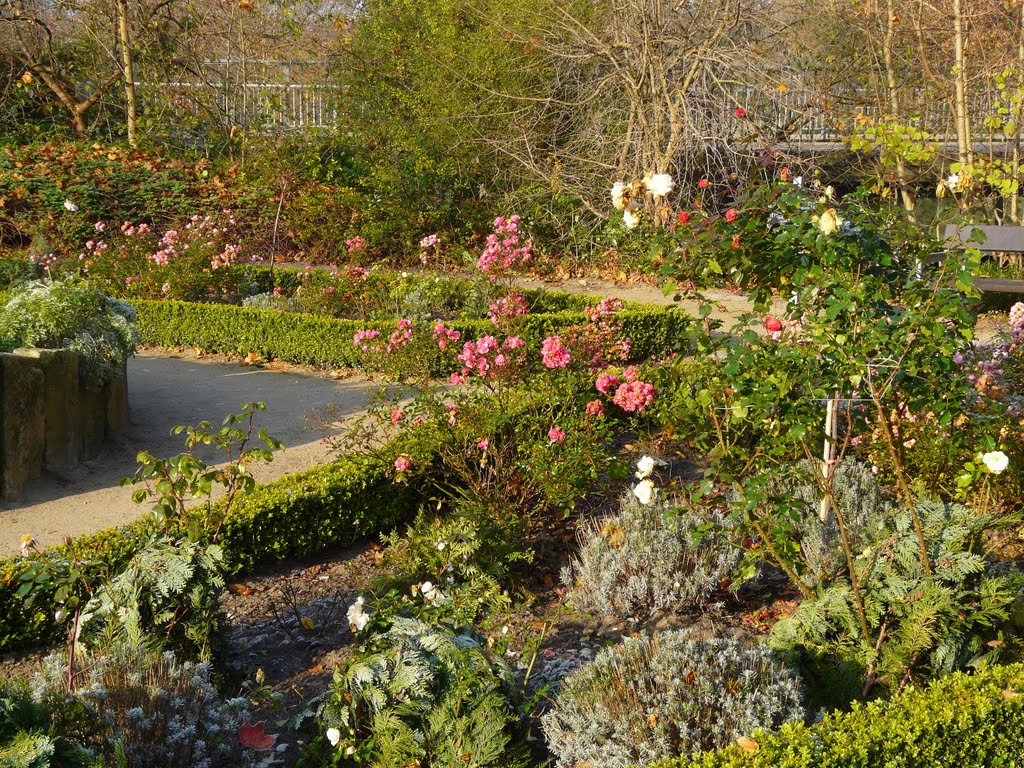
[942, 224, 1024, 294]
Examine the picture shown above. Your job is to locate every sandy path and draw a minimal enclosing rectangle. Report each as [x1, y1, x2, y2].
[0, 350, 376, 555]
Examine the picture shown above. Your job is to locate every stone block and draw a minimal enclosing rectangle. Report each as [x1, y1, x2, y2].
[14, 348, 81, 472]
[0, 353, 46, 501]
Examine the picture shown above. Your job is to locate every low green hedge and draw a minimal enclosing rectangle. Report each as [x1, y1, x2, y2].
[134, 300, 690, 369]
[0, 439, 437, 653]
[649, 663, 1024, 768]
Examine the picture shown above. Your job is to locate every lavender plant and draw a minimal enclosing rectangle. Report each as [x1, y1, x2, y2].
[562, 491, 739, 620]
[31, 644, 253, 768]
[542, 631, 804, 767]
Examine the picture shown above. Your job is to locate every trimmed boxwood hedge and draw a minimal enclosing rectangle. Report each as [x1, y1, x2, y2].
[649, 663, 1024, 768]
[133, 300, 690, 369]
[0, 437, 438, 653]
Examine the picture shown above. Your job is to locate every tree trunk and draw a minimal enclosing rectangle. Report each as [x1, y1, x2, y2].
[952, 0, 972, 166]
[883, 0, 917, 222]
[116, 0, 138, 147]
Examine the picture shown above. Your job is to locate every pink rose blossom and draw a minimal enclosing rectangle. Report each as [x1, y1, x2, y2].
[394, 455, 413, 472]
[585, 399, 605, 417]
[612, 380, 657, 413]
[548, 426, 566, 443]
[541, 336, 571, 368]
[596, 372, 621, 395]
[478, 438, 490, 450]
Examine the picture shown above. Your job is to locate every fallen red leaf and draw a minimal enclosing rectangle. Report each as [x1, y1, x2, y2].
[239, 720, 277, 751]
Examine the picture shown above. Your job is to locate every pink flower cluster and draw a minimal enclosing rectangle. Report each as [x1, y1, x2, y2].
[345, 236, 366, 253]
[433, 321, 462, 350]
[394, 455, 413, 472]
[488, 291, 530, 326]
[456, 335, 525, 379]
[548, 426, 566, 443]
[595, 372, 620, 394]
[612, 380, 657, 413]
[476, 215, 532, 277]
[584, 297, 624, 323]
[387, 318, 415, 353]
[353, 328, 382, 352]
[541, 336, 572, 368]
[594, 366, 657, 413]
[332, 265, 368, 281]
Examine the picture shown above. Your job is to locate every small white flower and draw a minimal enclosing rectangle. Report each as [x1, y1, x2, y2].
[346, 596, 370, 631]
[436, 541, 446, 551]
[947, 172, 960, 189]
[63, 198, 78, 212]
[610, 181, 627, 211]
[345, 745, 356, 756]
[622, 208, 641, 229]
[643, 172, 675, 198]
[632, 478, 657, 505]
[420, 581, 445, 602]
[635, 455, 663, 480]
[982, 450, 1009, 474]
[326, 728, 341, 747]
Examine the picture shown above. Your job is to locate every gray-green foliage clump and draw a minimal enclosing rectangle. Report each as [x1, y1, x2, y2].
[542, 631, 804, 768]
[322, 617, 529, 767]
[0, 278, 138, 388]
[562, 491, 739, 620]
[736, 458, 891, 587]
[770, 498, 1024, 697]
[31, 644, 251, 768]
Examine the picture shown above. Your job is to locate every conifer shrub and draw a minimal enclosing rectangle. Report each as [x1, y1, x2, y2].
[562, 491, 739, 620]
[769, 498, 1024, 701]
[542, 631, 804, 768]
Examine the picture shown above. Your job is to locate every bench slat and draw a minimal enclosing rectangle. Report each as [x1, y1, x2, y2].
[943, 224, 1024, 252]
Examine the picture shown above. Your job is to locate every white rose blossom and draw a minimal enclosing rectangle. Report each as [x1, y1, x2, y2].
[817, 208, 843, 235]
[63, 198, 78, 212]
[610, 181, 627, 211]
[982, 451, 1009, 474]
[346, 596, 370, 631]
[326, 728, 341, 747]
[643, 173, 675, 198]
[635, 455, 665, 480]
[622, 207, 641, 229]
[632, 478, 657, 505]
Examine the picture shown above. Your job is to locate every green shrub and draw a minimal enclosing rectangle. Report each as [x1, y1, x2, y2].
[133, 299, 689, 370]
[542, 631, 804, 768]
[0, 439, 435, 653]
[321, 617, 530, 767]
[562, 491, 740, 621]
[650, 663, 1024, 768]
[769, 499, 1023, 704]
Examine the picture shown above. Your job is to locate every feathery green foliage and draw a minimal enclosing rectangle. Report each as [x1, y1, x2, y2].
[323, 618, 529, 767]
[770, 499, 1023, 704]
